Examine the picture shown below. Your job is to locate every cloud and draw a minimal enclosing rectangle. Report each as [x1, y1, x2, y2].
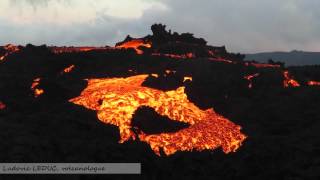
[0, 0, 168, 46]
[0, 0, 319, 53]
[154, 0, 320, 53]
[4, 0, 167, 24]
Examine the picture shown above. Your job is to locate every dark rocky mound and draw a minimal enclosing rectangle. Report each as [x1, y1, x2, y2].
[117, 23, 245, 61]
[131, 106, 190, 135]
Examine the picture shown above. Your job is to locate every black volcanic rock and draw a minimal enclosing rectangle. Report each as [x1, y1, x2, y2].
[115, 23, 245, 61]
[131, 106, 190, 135]
[142, 73, 183, 91]
[151, 23, 207, 46]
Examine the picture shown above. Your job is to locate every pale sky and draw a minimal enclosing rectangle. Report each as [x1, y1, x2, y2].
[0, 0, 319, 53]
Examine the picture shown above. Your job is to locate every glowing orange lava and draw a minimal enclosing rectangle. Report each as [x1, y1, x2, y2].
[245, 62, 281, 68]
[165, 69, 176, 74]
[283, 71, 300, 88]
[208, 58, 234, 64]
[61, 65, 75, 74]
[69, 75, 246, 156]
[244, 73, 259, 89]
[4, 44, 19, 52]
[0, 101, 6, 110]
[151, 74, 159, 78]
[308, 80, 320, 86]
[31, 78, 44, 97]
[183, 77, 192, 82]
[0, 44, 20, 62]
[50, 47, 112, 54]
[116, 40, 152, 55]
[152, 53, 195, 59]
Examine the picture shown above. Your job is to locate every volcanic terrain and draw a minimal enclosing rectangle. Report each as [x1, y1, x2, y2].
[0, 24, 320, 179]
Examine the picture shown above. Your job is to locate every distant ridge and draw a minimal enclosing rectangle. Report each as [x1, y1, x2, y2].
[245, 50, 320, 66]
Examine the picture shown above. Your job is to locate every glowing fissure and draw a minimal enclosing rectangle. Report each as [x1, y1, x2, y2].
[283, 71, 300, 88]
[308, 80, 320, 86]
[61, 64, 75, 74]
[0, 55, 5, 61]
[244, 73, 259, 89]
[31, 78, 44, 97]
[69, 75, 246, 156]
[245, 62, 281, 68]
[152, 52, 195, 59]
[0, 44, 20, 62]
[116, 40, 152, 55]
[183, 77, 192, 82]
[208, 58, 234, 64]
[50, 47, 112, 54]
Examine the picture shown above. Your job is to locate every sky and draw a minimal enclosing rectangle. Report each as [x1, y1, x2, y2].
[0, 0, 319, 53]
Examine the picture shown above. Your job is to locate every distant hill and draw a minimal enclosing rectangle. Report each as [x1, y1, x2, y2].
[245, 50, 320, 66]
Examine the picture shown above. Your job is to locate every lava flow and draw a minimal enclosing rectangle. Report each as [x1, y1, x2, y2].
[183, 76, 192, 82]
[283, 70, 300, 88]
[209, 58, 234, 64]
[244, 73, 260, 89]
[116, 39, 152, 54]
[0, 44, 20, 62]
[31, 78, 44, 97]
[245, 62, 281, 68]
[69, 75, 246, 156]
[308, 80, 320, 86]
[0, 101, 6, 110]
[50, 46, 112, 54]
[152, 52, 195, 59]
[61, 64, 75, 74]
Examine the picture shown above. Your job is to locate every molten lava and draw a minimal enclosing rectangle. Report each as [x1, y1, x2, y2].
[152, 52, 195, 59]
[245, 62, 281, 68]
[244, 73, 259, 89]
[116, 40, 152, 55]
[183, 77, 193, 82]
[50, 47, 112, 54]
[209, 58, 234, 64]
[0, 44, 20, 62]
[165, 69, 176, 74]
[62, 65, 75, 74]
[283, 71, 300, 88]
[308, 80, 320, 86]
[31, 78, 44, 97]
[69, 75, 246, 156]
[151, 74, 159, 78]
[0, 101, 6, 110]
